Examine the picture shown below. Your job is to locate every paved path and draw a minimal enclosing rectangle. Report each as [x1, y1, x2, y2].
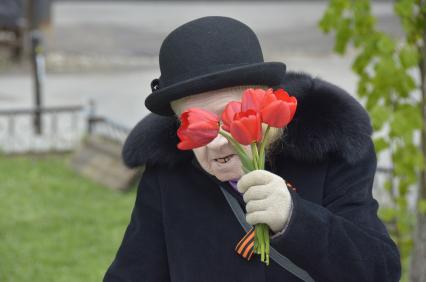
[48, 1, 402, 57]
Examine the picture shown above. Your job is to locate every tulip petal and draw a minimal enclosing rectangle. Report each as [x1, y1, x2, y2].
[261, 91, 277, 110]
[230, 120, 255, 145]
[221, 101, 241, 132]
[230, 110, 262, 145]
[176, 107, 220, 150]
[242, 88, 266, 112]
[261, 101, 291, 128]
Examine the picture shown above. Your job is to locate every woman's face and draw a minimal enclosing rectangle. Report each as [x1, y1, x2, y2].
[171, 85, 267, 182]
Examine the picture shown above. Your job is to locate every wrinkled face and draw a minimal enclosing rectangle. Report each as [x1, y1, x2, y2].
[171, 85, 268, 182]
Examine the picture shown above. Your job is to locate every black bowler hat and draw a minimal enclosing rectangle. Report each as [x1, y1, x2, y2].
[145, 16, 287, 116]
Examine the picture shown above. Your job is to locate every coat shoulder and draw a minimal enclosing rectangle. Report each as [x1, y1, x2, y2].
[273, 71, 373, 164]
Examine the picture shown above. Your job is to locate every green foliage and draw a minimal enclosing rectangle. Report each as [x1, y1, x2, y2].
[379, 206, 398, 222]
[373, 136, 388, 154]
[319, 0, 425, 280]
[400, 45, 421, 68]
[0, 154, 137, 282]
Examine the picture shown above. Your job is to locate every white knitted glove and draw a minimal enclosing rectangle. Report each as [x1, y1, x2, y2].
[237, 169, 293, 235]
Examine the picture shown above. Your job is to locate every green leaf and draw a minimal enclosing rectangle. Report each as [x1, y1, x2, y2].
[318, 9, 335, 32]
[389, 104, 422, 138]
[370, 104, 391, 131]
[394, 69, 417, 97]
[392, 143, 421, 183]
[374, 56, 397, 80]
[394, 0, 414, 19]
[356, 75, 370, 98]
[318, 0, 350, 32]
[373, 136, 388, 153]
[401, 104, 423, 130]
[334, 18, 353, 54]
[352, 52, 372, 74]
[376, 35, 395, 54]
[353, 0, 375, 37]
[399, 45, 420, 69]
[365, 90, 381, 112]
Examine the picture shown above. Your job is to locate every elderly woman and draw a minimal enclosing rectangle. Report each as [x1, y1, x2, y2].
[103, 16, 401, 282]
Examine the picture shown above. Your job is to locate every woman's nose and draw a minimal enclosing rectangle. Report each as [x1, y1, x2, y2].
[207, 133, 229, 149]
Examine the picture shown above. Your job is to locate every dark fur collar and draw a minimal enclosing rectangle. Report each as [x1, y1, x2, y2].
[122, 71, 373, 169]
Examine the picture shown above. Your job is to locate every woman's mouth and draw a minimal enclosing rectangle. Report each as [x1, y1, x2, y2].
[214, 154, 235, 164]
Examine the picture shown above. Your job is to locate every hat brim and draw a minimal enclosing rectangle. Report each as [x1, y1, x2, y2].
[145, 61, 286, 116]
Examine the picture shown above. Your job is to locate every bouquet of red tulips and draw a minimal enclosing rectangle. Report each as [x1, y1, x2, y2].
[176, 87, 297, 265]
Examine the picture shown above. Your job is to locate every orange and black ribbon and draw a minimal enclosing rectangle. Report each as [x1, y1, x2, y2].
[235, 180, 297, 261]
[235, 226, 256, 260]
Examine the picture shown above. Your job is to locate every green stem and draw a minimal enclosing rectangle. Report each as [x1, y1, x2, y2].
[251, 142, 259, 170]
[259, 225, 264, 261]
[264, 224, 270, 265]
[256, 141, 262, 164]
[254, 228, 258, 253]
[242, 166, 251, 174]
[259, 125, 271, 170]
[219, 129, 254, 171]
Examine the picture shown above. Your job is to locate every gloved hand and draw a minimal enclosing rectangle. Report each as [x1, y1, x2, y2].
[237, 169, 293, 235]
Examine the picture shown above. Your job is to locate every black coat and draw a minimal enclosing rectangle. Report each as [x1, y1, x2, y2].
[103, 71, 401, 282]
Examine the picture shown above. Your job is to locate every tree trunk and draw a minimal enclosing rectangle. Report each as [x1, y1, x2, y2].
[410, 16, 426, 282]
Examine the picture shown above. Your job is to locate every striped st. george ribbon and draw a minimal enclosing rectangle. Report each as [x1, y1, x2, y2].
[235, 226, 256, 260]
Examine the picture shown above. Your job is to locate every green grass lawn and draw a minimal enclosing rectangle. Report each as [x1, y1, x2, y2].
[0, 153, 138, 282]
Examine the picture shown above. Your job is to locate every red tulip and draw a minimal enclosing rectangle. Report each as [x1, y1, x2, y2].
[229, 109, 263, 145]
[274, 88, 297, 121]
[177, 108, 220, 150]
[221, 101, 241, 132]
[260, 88, 276, 109]
[261, 88, 297, 128]
[241, 88, 272, 112]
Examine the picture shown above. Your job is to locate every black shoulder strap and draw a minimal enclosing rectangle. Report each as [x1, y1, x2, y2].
[219, 184, 315, 282]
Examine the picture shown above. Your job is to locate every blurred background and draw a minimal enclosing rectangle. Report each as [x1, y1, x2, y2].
[0, 0, 424, 281]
